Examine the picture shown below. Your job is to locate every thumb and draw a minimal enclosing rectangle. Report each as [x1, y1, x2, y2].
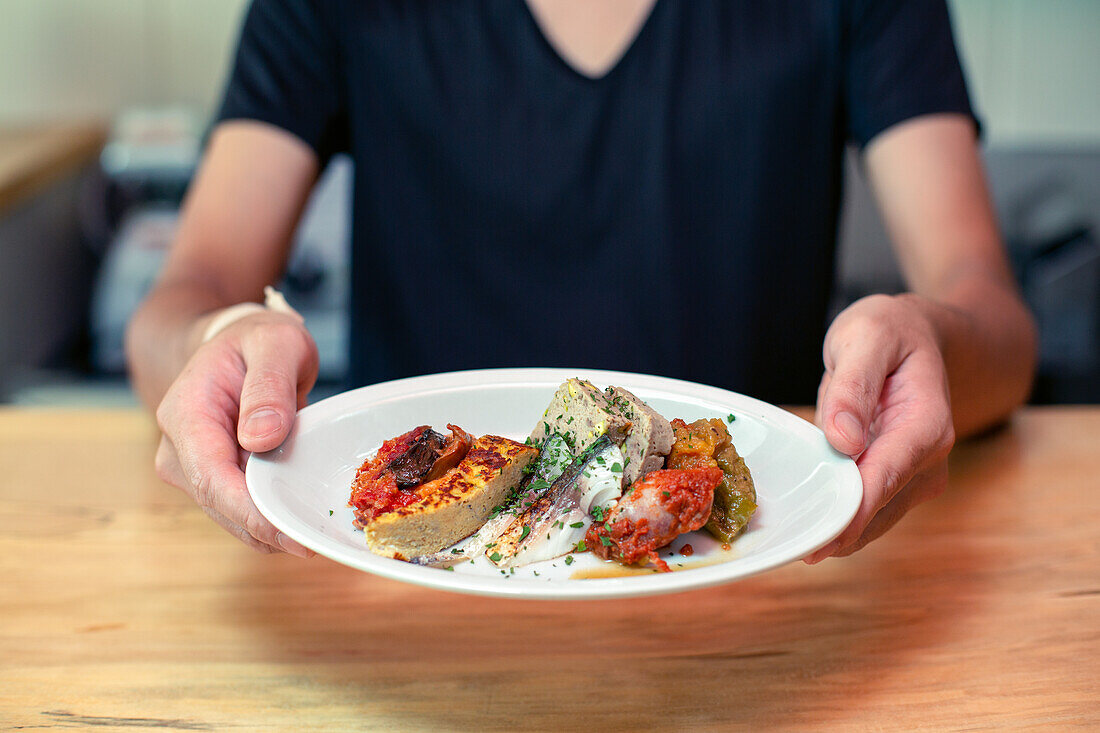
[820, 340, 894, 458]
[236, 320, 319, 453]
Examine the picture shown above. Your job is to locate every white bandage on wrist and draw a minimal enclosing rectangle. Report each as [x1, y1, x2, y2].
[201, 286, 305, 343]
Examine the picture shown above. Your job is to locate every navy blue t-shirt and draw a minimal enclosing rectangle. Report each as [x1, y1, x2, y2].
[218, 0, 976, 403]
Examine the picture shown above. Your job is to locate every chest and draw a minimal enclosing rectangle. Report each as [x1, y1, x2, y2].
[340, 1, 841, 208]
[350, 4, 836, 108]
[523, 0, 658, 79]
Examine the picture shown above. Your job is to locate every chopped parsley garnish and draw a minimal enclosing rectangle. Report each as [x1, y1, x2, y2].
[329, 510, 334, 516]
[569, 521, 584, 528]
[727, 414, 737, 422]
[610, 462, 622, 473]
[564, 555, 574, 565]
[519, 525, 530, 541]
[575, 540, 587, 552]
[444, 566, 454, 571]
[662, 491, 671, 497]
[599, 535, 613, 546]
[450, 548, 462, 554]
[489, 482, 531, 519]
[489, 552, 502, 562]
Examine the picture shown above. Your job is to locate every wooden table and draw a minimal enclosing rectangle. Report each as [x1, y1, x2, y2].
[1, 407, 1097, 730]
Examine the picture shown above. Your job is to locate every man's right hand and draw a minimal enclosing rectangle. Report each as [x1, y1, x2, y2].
[153, 312, 319, 556]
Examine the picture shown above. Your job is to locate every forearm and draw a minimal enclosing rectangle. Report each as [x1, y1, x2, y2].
[125, 276, 228, 412]
[125, 123, 322, 412]
[862, 116, 1038, 437]
[904, 273, 1037, 438]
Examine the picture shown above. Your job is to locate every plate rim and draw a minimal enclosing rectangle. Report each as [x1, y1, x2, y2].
[246, 367, 863, 600]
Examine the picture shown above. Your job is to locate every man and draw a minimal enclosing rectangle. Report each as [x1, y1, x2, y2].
[127, 0, 1036, 562]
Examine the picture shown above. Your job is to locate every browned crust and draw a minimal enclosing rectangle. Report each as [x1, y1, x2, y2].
[363, 434, 537, 559]
[388, 435, 530, 516]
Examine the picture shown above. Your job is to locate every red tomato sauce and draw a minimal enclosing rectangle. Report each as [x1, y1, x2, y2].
[349, 426, 430, 526]
[586, 468, 721, 572]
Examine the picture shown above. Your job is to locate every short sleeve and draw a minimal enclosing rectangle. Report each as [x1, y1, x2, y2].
[844, 0, 979, 147]
[216, 0, 348, 163]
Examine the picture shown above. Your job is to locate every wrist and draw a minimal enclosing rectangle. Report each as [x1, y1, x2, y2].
[186, 287, 305, 357]
[892, 292, 963, 358]
[202, 286, 303, 343]
[186, 311, 218, 357]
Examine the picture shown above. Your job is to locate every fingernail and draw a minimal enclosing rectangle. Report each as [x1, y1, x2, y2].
[246, 408, 283, 439]
[835, 412, 864, 449]
[277, 532, 312, 559]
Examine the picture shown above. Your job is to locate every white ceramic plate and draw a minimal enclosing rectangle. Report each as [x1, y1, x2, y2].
[246, 368, 862, 600]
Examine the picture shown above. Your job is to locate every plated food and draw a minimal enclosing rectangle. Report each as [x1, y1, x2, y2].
[245, 367, 862, 599]
[348, 378, 757, 572]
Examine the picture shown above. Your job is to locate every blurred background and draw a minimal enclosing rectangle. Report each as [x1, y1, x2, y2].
[1, 0, 1097, 406]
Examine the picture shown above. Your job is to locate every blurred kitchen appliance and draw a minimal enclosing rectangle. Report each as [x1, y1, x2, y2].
[88, 109, 351, 384]
[100, 108, 201, 191]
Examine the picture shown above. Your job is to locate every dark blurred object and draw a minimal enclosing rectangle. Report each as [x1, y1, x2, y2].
[1005, 180, 1099, 403]
[0, 123, 108, 401]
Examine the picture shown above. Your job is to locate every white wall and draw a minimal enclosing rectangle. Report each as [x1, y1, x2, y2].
[949, 0, 1100, 148]
[0, 0, 1097, 146]
[0, 0, 249, 123]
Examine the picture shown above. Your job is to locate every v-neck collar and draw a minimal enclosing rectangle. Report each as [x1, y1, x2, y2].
[519, 0, 663, 83]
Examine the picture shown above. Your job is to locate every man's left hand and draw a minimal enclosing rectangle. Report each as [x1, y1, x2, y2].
[805, 293, 956, 563]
